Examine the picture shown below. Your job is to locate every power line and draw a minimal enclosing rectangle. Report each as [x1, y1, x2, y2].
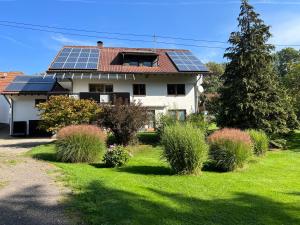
[0, 23, 228, 49]
[0, 20, 228, 44]
[0, 20, 299, 48]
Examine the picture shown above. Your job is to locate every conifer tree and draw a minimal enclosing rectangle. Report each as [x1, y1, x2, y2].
[217, 0, 298, 134]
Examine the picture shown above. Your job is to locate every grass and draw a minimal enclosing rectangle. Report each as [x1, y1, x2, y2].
[27, 131, 300, 225]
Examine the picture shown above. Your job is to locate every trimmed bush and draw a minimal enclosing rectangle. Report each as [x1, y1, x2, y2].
[208, 128, 253, 171]
[56, 125, 106, 163]
[161, 123, 208, 175]
[247, 129, 269, 156]
[103, 145, 130, 167]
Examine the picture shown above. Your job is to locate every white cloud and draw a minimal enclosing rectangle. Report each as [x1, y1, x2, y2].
[51, 34, 95, 46]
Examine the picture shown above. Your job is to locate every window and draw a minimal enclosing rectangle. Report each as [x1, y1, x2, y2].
[35, 99, 46, 107]
[168, 110, 186, 121]
[167, 84, 185, 95]
[89, 84, 113, 93]
[133, 84, 146, 95]
[123, 54, 157, 67]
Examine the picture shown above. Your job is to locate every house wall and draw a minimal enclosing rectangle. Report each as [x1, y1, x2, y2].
[10, 95, 47, 135]
[0, 95, 9, 124]
[71, 74, 199, 115]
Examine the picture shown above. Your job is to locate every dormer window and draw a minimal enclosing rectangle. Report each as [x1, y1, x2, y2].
[121, 51, 158, 67]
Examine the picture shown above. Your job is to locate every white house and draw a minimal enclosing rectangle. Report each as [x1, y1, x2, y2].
[0, 72, 23, 125]
[2, 42, 209, 136]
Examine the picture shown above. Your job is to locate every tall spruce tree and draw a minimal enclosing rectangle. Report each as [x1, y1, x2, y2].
[217, 0, 298, 134]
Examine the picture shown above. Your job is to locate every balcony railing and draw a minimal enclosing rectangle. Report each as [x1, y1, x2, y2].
[79, 92, 130, 104]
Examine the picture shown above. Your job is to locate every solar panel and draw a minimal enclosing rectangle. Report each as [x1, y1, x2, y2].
[49, 48, 100, 70]
[5, 76, 55, 92]
[167, 51, 209, 72]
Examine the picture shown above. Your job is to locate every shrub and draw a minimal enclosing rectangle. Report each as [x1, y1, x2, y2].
[37, 96, 101, 133]
[161, 123, 208, 175]
[270, 138, 287, 149]
[186, 113, 208, 133]
[98, 100, 148, 145]
[156, 114, 177, 137]
[137, 132, 160, 145]
[207, 128, 253, 171]
[55, 125, 106, 163]
[103, 145, 130, 167]
[247, 129, 269, 156]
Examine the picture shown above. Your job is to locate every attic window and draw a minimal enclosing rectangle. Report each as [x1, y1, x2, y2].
[122, 52, 158, 67]
[0, 73, 7, 79]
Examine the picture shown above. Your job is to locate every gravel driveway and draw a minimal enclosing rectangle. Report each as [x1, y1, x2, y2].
[0, 126, 71, 225]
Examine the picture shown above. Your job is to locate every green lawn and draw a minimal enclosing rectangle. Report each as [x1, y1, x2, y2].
[28, 132, 300, 225]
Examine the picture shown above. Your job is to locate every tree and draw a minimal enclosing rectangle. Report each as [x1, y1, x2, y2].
[37, 95, 100, 133]
[283, 63, 300, 118]
[217, 0, 298, 134]
[203, 62, 225, 93]
[274, 48, 300, 77]
[98, 100, 148, 145]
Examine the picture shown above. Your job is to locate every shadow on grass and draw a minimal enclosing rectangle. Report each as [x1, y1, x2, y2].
[66, 180, 300, 225]
[117, 165, 173, 175]
[286, 131, 300, 152]
[31, 152, 57, 162]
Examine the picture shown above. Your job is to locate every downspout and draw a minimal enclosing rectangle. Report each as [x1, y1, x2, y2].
[3, 95, 13, 135]
[194, 74, 203, 114]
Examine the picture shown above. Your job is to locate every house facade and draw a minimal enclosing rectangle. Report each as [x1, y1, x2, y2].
[0, 71, 23, 125]
[2, 42, 209, 136]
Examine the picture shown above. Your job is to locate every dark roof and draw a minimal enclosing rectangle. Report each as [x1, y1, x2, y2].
[47, 46, 209, 74]
[3, 76, 56, 94]
[0, 71, 24, 93]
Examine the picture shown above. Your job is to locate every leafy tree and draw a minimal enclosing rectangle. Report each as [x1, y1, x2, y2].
[283, 63, 300, 118]
[217, 0, 298, 134]
[37, 95, 100, 133]
[98, 100, 148, 145]
[203, 62, 225, 93]
[274, 48, 300, 77]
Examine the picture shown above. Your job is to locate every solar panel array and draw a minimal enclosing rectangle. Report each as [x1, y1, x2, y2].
[49, 48, 100, 70]
[167, 51, 208, 72]
[5, 76, 55, 92]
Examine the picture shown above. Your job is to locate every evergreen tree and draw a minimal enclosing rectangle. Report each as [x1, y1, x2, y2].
[217, 0, 298, 134]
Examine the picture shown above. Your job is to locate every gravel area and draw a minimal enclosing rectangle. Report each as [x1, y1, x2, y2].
[0, 125, 71, 225]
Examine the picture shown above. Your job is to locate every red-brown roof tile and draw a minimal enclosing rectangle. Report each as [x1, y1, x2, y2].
[0, 71, 24, 93]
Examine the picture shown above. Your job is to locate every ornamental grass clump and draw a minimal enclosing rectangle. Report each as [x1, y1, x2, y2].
[208, 128, 253, 171]
[247, 129, 269, 156]
[56, 125, 106, 163]
[161, 123, 208, 175]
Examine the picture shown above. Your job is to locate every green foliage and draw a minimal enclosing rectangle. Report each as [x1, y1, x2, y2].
[274, 48, 300, 77]
[98, 100, 148, 146]
[216, 0, 298, 135]
[247, 129, 269, 156]
[103, 145, 130, 167]
[156, 114, 177, 137]
[137, 132, 160, 145]
[203, 62, 225, 93]
[283, 63, 300, 119]
[186, 113, 208, 133]
[55, 125, 106, 163]
[37, 95, 100, 133]
[161, 123, 208, 174]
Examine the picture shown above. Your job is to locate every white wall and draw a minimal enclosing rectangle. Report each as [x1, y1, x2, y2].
[71, 74, 198, 115]
[10, 95, 47, 135]
[0, 95, 9, 124]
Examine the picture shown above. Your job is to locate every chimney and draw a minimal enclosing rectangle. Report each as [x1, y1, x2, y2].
[97, 41, 103, 48]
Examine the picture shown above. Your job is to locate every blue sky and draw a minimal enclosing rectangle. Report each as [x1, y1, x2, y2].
[0, 0, 300, 74]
